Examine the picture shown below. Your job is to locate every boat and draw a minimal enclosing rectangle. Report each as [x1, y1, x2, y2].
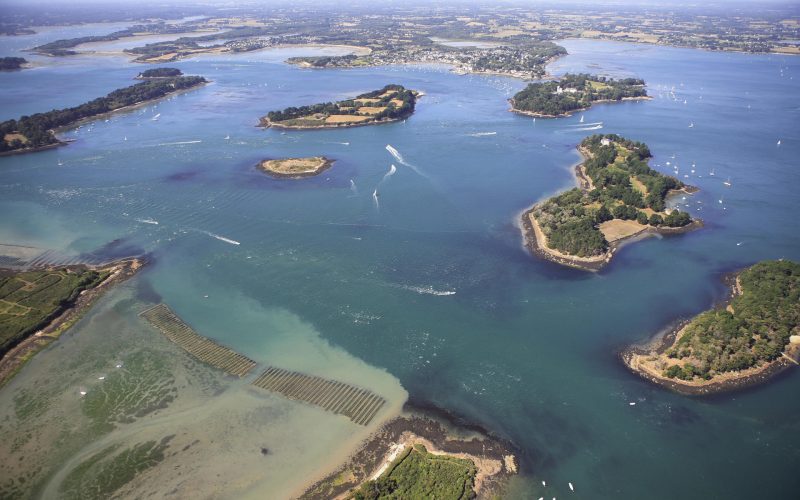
[710, 168, 715, 176]
[579, 115, 584, 123]
[152, 113, 161, 121]
[224, 134, 230, 140]
[123, 136, 127, 141]
[777, 140, 781, 146]
[688, 122, 694, 128]
[723, 178, 732, 187]
[57, 159, 63, 166]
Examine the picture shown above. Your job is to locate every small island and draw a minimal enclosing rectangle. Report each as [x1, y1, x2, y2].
[257, 156, 333, 178]
[0, 57, 28, 71]
[521, 134, 700, 272]
[135, 67, 183, 79]
[0, 259, 143, 387]
[510, 73, 649, 118]
[624, 260, 800, 395]
[260, 85, 419, 129]
[0, 75, 207, 155]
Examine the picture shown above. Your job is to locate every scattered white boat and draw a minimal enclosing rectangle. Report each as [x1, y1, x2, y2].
[152, 113, 161, 121]
[688, 122, 694, 128]
[579, 114, 584, 123]
[723, 178, 732, 187]
[224, 134, 230, 140]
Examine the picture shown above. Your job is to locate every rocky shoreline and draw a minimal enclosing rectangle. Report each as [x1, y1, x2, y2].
[299, 400, 518, 500]
[621, 270, 800, 396]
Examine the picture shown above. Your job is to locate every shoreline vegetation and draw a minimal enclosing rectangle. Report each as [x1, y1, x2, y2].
[0, 258, 144, 388]
[0, 75, 207, 156]
[623, 260, 800, 395]
[520, 134, 700, 272]
[300, 402, 518, 500]
[257, 156, 333, 178]
[135, 67, 183, 79]
[259, 85, 419, 130]
[509, 73, 650, 118]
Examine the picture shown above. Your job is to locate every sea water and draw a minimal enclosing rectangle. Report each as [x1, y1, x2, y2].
[0, 31, 798, 499]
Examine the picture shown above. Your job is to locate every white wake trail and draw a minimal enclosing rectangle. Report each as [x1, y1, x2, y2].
[385, 144, 428, 178]
[200, 230, 240, 245]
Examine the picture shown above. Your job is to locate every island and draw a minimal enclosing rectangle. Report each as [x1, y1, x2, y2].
[510, 74, 649, 118]
[259, 85, 419, 129]
[257, 156, 333, 178]
[521, 134, 700, 272]
[623, 260, 800, 395]
[0, 259, 144, 387]
[0, 75, 207, 155]
[0, 57, 28, 71]
[135, 67, 183, 79]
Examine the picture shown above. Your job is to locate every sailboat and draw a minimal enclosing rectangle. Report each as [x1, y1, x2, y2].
[709, 168, 715, 176]
[723, 178, 732, 187]
[777, 140, 781, 146]
[579, 115, 584, 123]
[152, 113, 161, 121]
[224, 134, 230, 140]
[57, 159, 63, 166]
[688, 122, 694, 128]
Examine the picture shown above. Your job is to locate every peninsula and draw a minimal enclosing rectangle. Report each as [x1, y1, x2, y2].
[260, 85, 418, 129]
[0, 75, 207, 155]
[521, 134, 699, 272]
[0, 259, 144, 387]
[510, 74, 649, 118]
[301, 407, 518, 500]
[258, 157, 333, 178]
[623, 260, 800, 395]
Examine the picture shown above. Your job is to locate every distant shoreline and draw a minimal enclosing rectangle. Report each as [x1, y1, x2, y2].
[1, 80, 208, 156]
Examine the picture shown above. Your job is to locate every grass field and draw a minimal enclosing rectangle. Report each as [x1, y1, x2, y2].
[0, 268, 108, 356]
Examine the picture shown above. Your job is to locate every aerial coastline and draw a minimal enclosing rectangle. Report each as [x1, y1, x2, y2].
[300, 402, 518, 500]
[623, 260, 800, 395]
[520, 135, 701, 272]
[0, 258, 145, 388]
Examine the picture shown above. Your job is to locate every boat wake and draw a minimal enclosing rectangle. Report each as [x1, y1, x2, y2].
[349, 179, 358, 196]
[381, 164, 397, 183]
[561, 124, 604, 132]
[564, 121, 603, 128]
[200, 230, 240, 245]
[400, 284, 456, 296]
[157, 140, 203, 146]
[468, 132, 497, 137]
[135, 218, 159, 225]
[385, 144, 428, 178]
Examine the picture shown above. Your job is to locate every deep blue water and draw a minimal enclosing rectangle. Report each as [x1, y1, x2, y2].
[1, 34, 799, 499]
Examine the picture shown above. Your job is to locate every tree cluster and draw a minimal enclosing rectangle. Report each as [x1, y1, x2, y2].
[664, 260, 800, 380]
[512, 73, 647, 116]
[1, 76, 206, 152]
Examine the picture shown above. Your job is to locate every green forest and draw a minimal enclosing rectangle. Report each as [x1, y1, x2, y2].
[0, 75, 206, 153]
[265, 84, 417, 125]
[0, 268, 109, 356]
[512, 73, 647, 116]
[532, 134, 692, 257]
[350, 444, 476, 500]
[664, 260, 800, 381]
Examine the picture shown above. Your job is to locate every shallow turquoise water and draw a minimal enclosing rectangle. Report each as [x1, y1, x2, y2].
[1, 34, 799, 499]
